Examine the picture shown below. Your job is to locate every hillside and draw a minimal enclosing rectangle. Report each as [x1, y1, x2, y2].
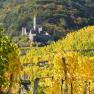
[0, 0, 94, 40]
[20, 26, 94, 94]
[26, 26, 94, 57]
[0, 0, 94, 92]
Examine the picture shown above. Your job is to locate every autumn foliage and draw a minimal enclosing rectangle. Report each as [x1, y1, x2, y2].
[20, 26, 94, 94]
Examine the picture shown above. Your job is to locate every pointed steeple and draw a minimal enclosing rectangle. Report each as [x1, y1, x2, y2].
[33, 15, 37, 31]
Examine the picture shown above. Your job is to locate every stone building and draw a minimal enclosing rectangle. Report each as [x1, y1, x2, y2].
[21, 15, 54, 45]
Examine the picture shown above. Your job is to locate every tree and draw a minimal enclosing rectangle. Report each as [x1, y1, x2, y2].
[0, 25, 21, 93]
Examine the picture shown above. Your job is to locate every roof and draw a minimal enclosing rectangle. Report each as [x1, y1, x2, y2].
[34, 34, 54, 44]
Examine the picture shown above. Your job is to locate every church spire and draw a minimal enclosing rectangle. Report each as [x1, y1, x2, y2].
[33, 15, 37, 31]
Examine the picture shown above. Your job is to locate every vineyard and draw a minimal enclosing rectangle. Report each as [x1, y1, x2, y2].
[0, 0, 94, 94]
[19, 26, 94, 94]
[0, 25, 94, 94]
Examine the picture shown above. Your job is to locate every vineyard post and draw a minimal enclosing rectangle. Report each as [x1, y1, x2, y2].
[33, 78, 39, 94]
[61, 79, 64, 94]
[62, 57, 68, 94]
[70, 82, 73, 94]
[88, 81, 90, 94]
[84, 80, 88, 94]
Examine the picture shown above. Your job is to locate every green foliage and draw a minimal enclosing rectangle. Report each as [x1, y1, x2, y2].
[0, 0, 94, 38]
[0, 25, 20, 92]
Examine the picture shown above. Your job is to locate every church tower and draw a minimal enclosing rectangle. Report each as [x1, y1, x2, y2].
[21, 27, 27, 36]
[29, 29, 36, 42]
[29, 29, 33, 42]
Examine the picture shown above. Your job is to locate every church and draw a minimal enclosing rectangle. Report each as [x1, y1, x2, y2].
[21, 15, 54, 45]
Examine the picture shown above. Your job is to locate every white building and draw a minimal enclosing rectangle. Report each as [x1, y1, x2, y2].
[21, 15, 54, 45]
